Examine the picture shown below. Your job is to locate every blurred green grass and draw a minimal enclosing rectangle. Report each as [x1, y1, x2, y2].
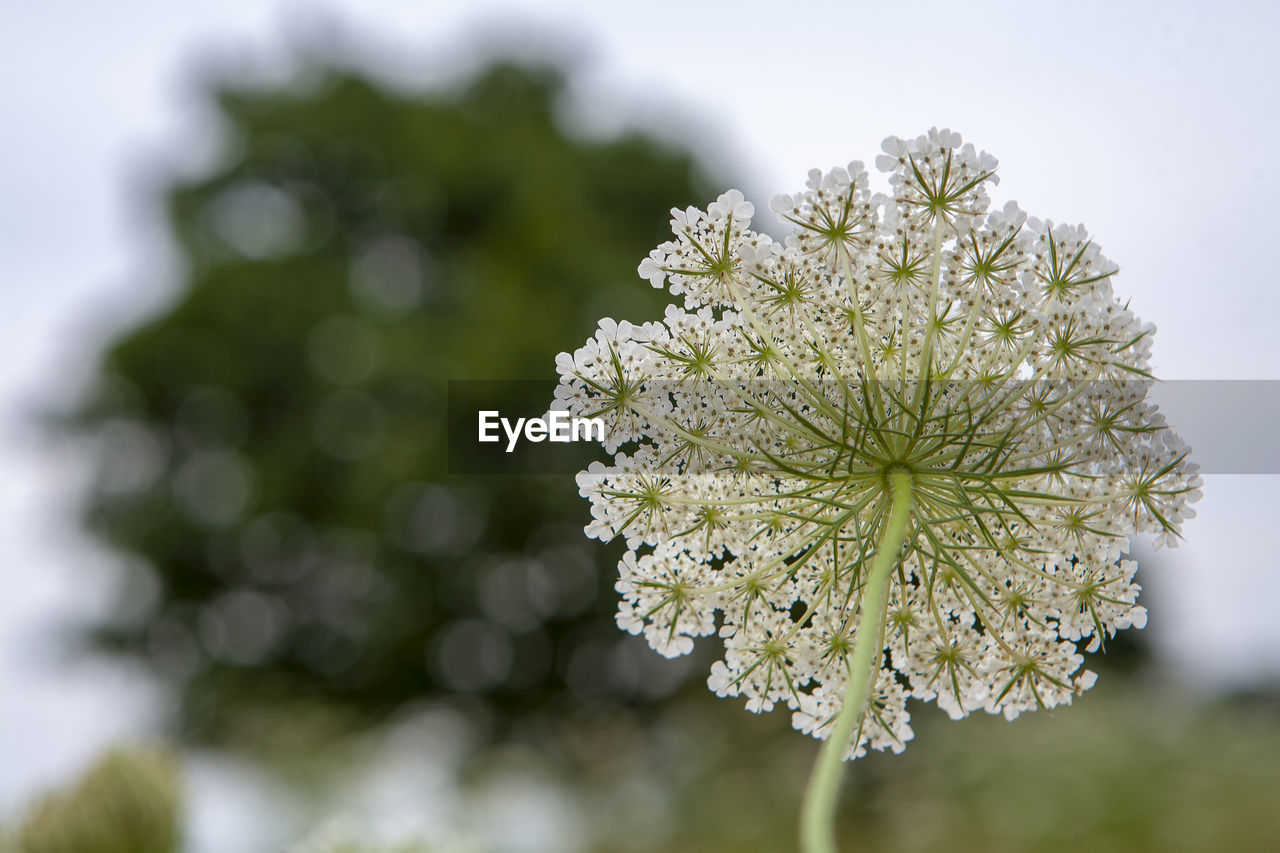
[626, 685, 1280, 853]
[12, 686, 1278, 852]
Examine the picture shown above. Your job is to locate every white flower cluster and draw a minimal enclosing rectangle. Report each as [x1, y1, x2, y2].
[553, 129, 1201, 759]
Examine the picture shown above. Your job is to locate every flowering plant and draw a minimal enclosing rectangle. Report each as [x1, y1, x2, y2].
[553, 129, 1200, 851]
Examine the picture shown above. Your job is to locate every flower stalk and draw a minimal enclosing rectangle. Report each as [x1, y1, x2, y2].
[800, 468, 914, 853]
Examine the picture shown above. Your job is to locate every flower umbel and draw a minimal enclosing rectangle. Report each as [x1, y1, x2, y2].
[554, 129, 1201, 847]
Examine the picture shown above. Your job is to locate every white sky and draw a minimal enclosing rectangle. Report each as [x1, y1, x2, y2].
[2, 1, 1279, 849]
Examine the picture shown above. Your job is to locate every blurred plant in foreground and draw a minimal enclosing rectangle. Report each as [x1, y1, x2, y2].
[7, 745, 462, 853]
[15, 745, 180, 853]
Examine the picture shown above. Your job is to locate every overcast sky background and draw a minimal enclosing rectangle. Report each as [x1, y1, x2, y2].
[2, 1, 1279, 850]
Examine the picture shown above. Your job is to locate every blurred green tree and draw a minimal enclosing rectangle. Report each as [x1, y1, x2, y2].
[70, 59, 718, 748]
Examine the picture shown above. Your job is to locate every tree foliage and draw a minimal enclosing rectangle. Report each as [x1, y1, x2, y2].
[73, 60, 716, 744]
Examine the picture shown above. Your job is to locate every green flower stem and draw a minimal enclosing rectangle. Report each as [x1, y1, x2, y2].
[800, 469, 914, 853]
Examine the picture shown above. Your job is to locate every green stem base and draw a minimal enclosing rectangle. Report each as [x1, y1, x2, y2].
[799, 469, 914, 853]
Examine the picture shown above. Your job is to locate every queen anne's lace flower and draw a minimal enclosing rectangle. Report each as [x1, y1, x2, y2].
[554, 129, 1201, 760]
